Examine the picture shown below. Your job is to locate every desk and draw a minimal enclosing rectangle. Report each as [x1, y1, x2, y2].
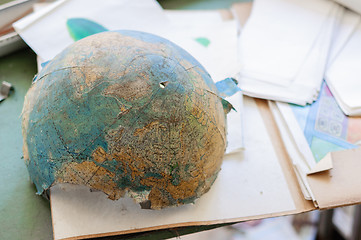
[0, 1, 251, 239]
[6, 1, 359, 240]
[0, 49, 52, 239]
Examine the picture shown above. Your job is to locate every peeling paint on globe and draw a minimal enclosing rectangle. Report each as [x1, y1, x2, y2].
[21, 30, 227, 209]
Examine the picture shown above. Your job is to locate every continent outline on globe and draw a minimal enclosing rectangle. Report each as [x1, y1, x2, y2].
[22, 30, 229, 209]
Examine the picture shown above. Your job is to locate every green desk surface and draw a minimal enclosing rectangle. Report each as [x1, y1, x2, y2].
[0, 1, 250, 239]
[0, 49, 53, 240]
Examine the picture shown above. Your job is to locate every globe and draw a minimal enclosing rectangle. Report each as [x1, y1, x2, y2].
[21, 30, 227, 209]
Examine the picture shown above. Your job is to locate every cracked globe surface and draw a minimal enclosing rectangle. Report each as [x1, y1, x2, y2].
[21, 30, 227, 209]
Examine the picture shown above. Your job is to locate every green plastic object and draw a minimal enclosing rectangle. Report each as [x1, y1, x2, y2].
[66, 18, 108, 41]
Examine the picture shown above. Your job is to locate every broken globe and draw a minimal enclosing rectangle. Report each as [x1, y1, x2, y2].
[21, 30, 228, 209]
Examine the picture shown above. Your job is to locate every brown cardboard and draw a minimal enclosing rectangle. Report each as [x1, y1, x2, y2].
[231, 1, 253, 27]
[50, 96, 302, 240]
[308, 153, 333, 175]
[255, 99, 315, 213]
[307, 147, 361, 209]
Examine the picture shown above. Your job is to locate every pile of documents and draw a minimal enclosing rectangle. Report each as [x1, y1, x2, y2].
[234, 0, 361, 203]
[269, 81, 361, 203]
[237, 0, 361, 116]
[325, 21, 361, 116]
[9, 0, 361, 239]
[238, 0, 341, 105]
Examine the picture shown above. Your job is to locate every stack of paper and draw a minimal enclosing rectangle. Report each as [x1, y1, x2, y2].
[325, 17, 361, 116]
[237, 0, 342, 106]
[334, 0, 361, 15]
[269, 81, 361, 202]
[326, 9, 360, 65]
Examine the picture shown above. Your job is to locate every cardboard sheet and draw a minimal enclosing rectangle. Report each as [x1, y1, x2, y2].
[307, 147, 361, 209]
[251, 99, 315, 214]
[50, 97, 296, 240]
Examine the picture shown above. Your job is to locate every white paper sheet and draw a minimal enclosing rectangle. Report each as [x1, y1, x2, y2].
[326, 22, 361, 116]
[164, 18, 240, 83]
[164, 10, 224, 27]
[225, 92, 244, 153]
[327, 9, 360, 65]
[334, 0, 361, 15]
[14, 3, 240, 85]
[238, 0, 335, 85]
[13, 0, 170, 61]
[51, 97, 295, 240]
[237, 0, 341, 105]
[291, 4, 342, 93]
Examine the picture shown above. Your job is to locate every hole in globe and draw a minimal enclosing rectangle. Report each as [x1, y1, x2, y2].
[159, 81, 169, 89]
